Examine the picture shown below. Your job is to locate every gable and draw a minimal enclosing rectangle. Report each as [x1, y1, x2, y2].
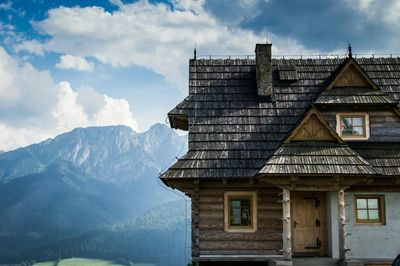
[291, 114, 337, 141]
[315, 58, 397, 105]
[285, 108, 343, 143]
[326, 58, 379, 91]
[333, 64, 370, 87]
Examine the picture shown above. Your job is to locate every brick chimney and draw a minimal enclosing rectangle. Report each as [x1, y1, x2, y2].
[255, 43, 272, 97]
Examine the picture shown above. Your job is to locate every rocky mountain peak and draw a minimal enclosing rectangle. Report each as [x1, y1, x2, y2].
[0, 124, 187, 185]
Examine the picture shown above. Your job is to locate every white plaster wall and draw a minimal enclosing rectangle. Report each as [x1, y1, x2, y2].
[328, 192, 400, 259]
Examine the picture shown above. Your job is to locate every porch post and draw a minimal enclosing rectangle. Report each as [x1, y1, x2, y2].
[282, 188, 292, 260]
[338, 189, 346, 261]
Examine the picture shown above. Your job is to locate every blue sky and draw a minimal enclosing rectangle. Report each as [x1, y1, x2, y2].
[0, 0, 399, 150]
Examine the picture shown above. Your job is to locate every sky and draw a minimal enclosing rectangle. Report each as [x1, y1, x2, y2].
[0, 0, 399, 151]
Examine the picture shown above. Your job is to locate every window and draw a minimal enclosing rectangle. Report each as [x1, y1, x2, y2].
[224, 192, 257, 232]
[336, 113, 369, 140]
[354, 195, 385, 224]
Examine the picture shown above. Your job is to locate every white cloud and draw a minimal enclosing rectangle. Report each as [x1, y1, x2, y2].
[0, 47, 56, 118]
[76, 85, 106, 116]
[0, 123, 53, 152]
[344, 0, 400, 25]
[56, 54, 94, 71]
[93, 96, 139, 130]
[53, 82, 139, 132]
[14, 39, 45, 55]
[19, 0, 315, 92]
[109, 0, 124, 8]
[0, 47, 139, 151]
[238, 0, 268, 9]
[357, 0, 374, 9]
[0, 1, 12, 10]
[53, 82, 90, 132]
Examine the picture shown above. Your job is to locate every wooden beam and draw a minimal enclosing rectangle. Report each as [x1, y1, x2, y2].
[338, 189, 346, 261]
[286, 185, 345, 191]
[282, 189, 292, 260]
[289, 176, 299, 188]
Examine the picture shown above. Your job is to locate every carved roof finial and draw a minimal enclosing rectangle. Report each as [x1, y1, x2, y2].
[193, 42, 197, 60]
[348, 43, 353, 58]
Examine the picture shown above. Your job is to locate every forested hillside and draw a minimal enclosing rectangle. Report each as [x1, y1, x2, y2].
[18, 201, 190, 266]
[0, 125, 189, 265]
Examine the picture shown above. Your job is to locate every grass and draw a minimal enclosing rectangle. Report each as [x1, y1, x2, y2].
[32, 258, 155, 266]
[32, 262, 56, 266]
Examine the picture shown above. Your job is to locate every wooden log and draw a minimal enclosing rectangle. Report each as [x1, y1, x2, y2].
[199, 188, 279, 196]
[199, 197, 223, 204]
[199, 203, 224, 211]
[282, 188, 292, 260]
[199, 240, 282, 251]
[338, 189, 346, 261]
[258, 217, 283, 228]
[198, 218, 224, 230]
[198, 218, 283, 230]
[258, 210, 285, 220]
[199, 229, 283, 241]
[199, 250, 281, 256]
[199, 210, 223, 220]
[258, 204, 284, 211]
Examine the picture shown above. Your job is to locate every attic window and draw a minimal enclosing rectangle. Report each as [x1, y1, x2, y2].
[224, 192, 257, 233]
[278, 64, 298, 81]
[336, 113, 370, 140]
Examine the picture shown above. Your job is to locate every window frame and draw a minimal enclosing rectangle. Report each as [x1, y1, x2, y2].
[354, 195, 385, 225]
[336, 113, 370, 140]
[224, 191, 257, 233]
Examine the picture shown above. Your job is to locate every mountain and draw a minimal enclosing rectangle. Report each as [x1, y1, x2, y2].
[17, 201, 191, 266]
[0, 124, 188, 262]
[0, 124, 186, 185]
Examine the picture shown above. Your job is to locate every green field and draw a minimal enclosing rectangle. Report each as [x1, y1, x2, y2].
[33, 258, 155, 266]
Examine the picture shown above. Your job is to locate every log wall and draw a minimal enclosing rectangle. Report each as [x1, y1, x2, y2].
[321, 110, 400, 142]
[196, 183, 283, 256]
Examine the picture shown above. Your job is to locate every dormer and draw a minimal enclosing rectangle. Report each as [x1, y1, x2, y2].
[258, 107, 376, 177]
[314, 57, 397, 107]
[313, 52, 400, 142]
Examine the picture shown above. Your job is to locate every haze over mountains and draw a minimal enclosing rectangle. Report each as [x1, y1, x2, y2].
[0, 124, 189, 264]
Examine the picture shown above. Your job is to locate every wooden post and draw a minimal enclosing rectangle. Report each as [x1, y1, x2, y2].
[192, 180, 200, 265]
[338, 189, 346, 261]
[282, 188, 292, 260]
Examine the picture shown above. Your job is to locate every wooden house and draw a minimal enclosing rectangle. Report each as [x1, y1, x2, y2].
[160, 43, 400, 266]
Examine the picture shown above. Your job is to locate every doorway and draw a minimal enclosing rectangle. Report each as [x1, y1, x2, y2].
[291, 192, 327, 256]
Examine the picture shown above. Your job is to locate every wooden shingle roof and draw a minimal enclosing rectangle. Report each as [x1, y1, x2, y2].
[259, 142, 376, 176]
[314, 87, 397, 105]
[349, 142, 400, 176]
[162, 57, 400, 180]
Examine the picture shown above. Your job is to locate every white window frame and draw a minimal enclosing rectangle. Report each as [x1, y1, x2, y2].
[224, 191, 257, 233]
[336, 113, 370, 140]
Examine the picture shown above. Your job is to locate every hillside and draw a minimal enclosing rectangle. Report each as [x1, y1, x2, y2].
[19, 201, 190, 266]
[0, 124, 188, 263]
